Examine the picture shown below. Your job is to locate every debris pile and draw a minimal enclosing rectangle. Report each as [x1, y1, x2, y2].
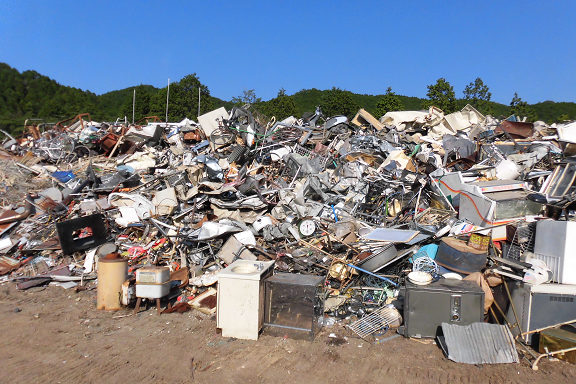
[2, 105, 576, 369]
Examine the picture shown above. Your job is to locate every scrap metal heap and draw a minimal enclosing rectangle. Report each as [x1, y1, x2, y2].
[2, 105, 576, 367]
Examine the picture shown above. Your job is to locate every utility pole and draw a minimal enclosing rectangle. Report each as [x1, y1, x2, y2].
[132, 89, 135, 124]
[165, 78, 170, 123]
[198, 87, 201, 118]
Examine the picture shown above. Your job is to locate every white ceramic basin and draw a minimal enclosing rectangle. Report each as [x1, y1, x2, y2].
[231, 265, 258, 274]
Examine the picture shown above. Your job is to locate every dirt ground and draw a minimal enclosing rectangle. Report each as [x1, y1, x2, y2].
[1, 283, 575, 384]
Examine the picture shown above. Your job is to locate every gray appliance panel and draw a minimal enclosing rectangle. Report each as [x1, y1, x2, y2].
[404, 280, 484, 338]
[509, 284, 576, 344]
[406, 279, 485, 294]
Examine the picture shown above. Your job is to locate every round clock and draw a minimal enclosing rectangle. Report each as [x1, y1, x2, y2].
[298, 219, 316, 237]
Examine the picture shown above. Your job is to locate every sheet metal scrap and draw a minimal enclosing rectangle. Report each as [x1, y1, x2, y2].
[0, 256, 21, 275]
[439, 322, 519, 364]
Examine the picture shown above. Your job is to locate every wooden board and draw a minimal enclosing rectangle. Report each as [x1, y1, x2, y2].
[189, 287, 217, 315]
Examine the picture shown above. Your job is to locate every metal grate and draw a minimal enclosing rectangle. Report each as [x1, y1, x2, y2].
[275, 156, 301, 188]
[505, 221, 536, 260]
[165, 171, 189, 194]
[348, 306, 399, 339]
[292, 144, 329, 170]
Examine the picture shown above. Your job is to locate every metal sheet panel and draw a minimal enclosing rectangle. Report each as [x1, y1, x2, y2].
[441, 322, 518, 364]
[495, 120, 534, 139]
[361, 228, 420, 243]
[0, 255, 20, 275]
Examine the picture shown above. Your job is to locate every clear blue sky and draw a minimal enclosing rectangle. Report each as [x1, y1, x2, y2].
[1, 0, 574, 105]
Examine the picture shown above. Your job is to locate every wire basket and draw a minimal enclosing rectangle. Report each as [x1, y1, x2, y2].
[348, 306, 400, 339]
[504, 221, 536, 260]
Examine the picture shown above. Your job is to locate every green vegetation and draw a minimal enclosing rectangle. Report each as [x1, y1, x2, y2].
[372, 87, 405, 119]
[422, 78, 457, 113]
[463, 78, 493, 115]
[320, 87, 360, 118]
[2, 62, 576, 136]
[510, 92, 538, 122]
[100, 85, 160, 120]
[231, 89, 262, 106]
[260, 88, 298, 121]
[0, 63, 103, 134]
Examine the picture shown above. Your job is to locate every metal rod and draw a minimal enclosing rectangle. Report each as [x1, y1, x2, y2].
[298, 239, 334, 259]
[521, 318, 576, 337]
[502, 277, 524, 335]
[489, 307, 500, 325]
[414, 187, 422, 219]
[491, 298, 513, 328]
[429, 177, 456, 212]
[346, 264, 398, 287]
[15, 161, 41, 175]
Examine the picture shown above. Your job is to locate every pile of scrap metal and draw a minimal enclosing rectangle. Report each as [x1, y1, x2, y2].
[1, 104, 576, 366]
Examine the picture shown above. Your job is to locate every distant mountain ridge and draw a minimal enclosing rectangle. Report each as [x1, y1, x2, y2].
[1, 62, 575, 134]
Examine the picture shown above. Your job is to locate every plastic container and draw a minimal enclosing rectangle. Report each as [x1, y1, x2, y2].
[97, 255, 128, 310]
[136, 266, 170, 284]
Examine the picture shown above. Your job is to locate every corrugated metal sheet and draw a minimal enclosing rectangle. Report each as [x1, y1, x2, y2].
[441, 322, 518, 364]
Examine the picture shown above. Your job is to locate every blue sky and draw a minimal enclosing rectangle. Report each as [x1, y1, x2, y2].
[1, 0, 574, 105]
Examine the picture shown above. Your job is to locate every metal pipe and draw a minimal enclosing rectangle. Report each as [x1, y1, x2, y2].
[346, 264, 398, 287]
[15, 162, 41, 175]
[132, 89, 135, 125]
[0, 194, 35, 225]
[532, 346, 576, 371]
[165, 78, 170, 123]
[502, 277, 524, 335]
[521, 318, 576, 337]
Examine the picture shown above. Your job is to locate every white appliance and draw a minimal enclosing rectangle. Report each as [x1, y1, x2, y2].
[136, 266, 171, 299]
[458, 180, 541, 241]
[507, 282, 576, 344]
[216, 260, 275, 340]
[432, 172, 541, 241]
[534, 220, 576, 284]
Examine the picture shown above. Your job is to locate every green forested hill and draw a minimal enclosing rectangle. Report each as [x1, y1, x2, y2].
[0, 63, 101, 133]
[1, 62, 575, 136]
[97, 85, 160, 120]
[291, 90, 425, 117]
[531, 101, 576, 123]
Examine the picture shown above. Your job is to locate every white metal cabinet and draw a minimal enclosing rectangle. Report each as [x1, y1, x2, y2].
[216, 260, 274, 340]
[534, 220, 576, 284]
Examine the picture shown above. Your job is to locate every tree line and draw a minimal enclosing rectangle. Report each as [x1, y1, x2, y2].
[1, 62, 575, 135]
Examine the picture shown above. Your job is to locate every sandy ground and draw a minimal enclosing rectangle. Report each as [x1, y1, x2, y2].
[1, 283, 575, 384]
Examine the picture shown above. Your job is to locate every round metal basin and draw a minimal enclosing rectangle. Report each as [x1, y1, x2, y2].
[231, 265, 258, 274]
